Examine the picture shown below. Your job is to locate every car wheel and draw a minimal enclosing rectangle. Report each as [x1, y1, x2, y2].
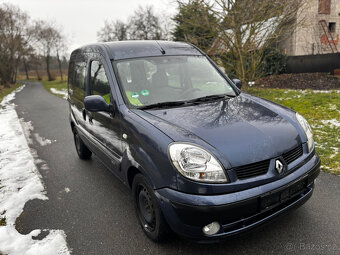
[73, 127, 92, 160]
[132, 174, 169, 242]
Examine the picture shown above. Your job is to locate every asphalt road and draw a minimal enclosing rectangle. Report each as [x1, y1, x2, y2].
[13, 82, 340, 255]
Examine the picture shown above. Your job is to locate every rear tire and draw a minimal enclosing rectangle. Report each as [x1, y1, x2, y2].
[132, 174, 169, 242]
[73, 127, 92, 160]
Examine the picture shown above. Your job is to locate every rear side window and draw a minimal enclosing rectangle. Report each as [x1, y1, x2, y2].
[90, 61, 111, 104]
[69, 59, 86, 101]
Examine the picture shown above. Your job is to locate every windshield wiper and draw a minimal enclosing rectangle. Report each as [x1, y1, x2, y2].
[138, 101, 186, 110]
[138, 94, 235, 110]
[186, 94, 235, 104]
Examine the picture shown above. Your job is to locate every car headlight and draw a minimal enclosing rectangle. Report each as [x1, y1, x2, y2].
[168, 143, 229, 183]
[296, 113, 314, 152]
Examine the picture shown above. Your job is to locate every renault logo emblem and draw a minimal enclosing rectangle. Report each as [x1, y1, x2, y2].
[275, 159, 284, 174]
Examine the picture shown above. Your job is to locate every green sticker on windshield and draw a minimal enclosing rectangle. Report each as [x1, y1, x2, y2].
[131, 92, 139, 98]
[141, 89, 150, 96]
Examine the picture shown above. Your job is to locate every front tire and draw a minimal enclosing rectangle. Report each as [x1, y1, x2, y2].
[132, 174, 169, 242]
[73, 127, 92, 160]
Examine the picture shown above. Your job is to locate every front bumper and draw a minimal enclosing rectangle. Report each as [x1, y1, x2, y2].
[155, 153, 320, 241]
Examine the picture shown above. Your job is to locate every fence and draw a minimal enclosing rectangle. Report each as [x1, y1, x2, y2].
[286, 53, 340, 74]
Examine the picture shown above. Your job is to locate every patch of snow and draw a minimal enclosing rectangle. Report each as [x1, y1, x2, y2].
[0, 229, 69, 255]
[0, 85, 25, 107]
[0, 86, 70, 255]
[50, 88, 67, 100]
[40, 164, 49, 171]
[329, 104, 337, 110]
[311, 90, 340, 94]
[330, 147, 339, 159]
[315, 143, 326, 150]
[320, 119, 340, 128]
[33, 133, 53, 146]
[283, 89, 340, 94]
[64, 188, 70, 193]
[20, 118, 56, 146]
[20, 119, 34, 144]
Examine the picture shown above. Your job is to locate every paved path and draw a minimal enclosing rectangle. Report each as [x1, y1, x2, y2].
[13, 82, 340, 254]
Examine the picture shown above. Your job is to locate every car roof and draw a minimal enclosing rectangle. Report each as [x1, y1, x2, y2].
[73, 40, 203, 60]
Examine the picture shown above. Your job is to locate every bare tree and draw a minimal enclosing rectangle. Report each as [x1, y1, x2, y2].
[97, 5, 169, 42]
[128, 5, 163, 40]
[176, 0, 307, 86]
[98, 20, 128, 42]
[0, 3, 32, 86]
[34, 20, 61, 81]
[55, 31, 67, 81]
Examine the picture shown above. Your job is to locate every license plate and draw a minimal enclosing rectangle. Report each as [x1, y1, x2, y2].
[261, 178, 307, 209]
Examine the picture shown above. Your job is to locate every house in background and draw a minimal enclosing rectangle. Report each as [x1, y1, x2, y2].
[283, 0, 340, 56]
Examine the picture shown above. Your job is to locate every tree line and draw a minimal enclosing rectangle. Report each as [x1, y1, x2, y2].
[1, 1, 304, 87]
[0, 3, 67, 86]
[98, 0, 305, 86]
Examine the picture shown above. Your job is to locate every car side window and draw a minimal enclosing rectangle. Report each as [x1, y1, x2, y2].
[90, 61, 111, 104]
[71, 60, 86, 101]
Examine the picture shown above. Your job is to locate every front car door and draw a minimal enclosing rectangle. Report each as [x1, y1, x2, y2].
[85, 58, 123, 173]
[68, 55, 87, 130]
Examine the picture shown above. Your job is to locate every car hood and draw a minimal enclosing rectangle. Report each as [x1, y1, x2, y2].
[132, 94, 302, 168]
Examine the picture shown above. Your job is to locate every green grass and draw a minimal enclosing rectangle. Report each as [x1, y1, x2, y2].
[41, 79, 68, 99]
[0, 217, 6, 226]
[247, 88, 340, 174]
[0, 83, 23, 103]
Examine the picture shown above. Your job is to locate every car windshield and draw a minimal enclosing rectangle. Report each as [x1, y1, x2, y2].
[113, 55, 236, 108]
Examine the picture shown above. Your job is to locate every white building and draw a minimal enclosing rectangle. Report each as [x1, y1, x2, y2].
[284, 0, 340, 56]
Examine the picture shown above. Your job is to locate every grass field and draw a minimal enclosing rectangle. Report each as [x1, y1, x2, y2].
[41, 79, 68, 99]
[0, 83, 23, 104]
[247, 88, 340, 174]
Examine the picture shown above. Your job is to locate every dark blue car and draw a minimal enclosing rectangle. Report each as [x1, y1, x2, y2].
[68, 41, 320, 242]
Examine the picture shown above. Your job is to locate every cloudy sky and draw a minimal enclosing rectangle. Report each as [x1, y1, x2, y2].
[2, 0, 177, 52]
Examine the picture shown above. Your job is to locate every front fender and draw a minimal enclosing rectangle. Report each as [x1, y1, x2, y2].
[120, 108, 178, 190]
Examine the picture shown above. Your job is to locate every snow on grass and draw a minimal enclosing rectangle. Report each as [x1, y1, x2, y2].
[50, 88, 67, 100]
[0, 85, 70, 255]
[283, 89, 340, 94]
[330, 147, 339, 159]
[320, 119, 340, 128]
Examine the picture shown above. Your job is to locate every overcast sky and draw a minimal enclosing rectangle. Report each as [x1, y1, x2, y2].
[1, 0, 177, 52]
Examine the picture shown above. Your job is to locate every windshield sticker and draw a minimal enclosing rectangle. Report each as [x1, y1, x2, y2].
[141, 90, 150, 96]
[131, 92, 139, 98]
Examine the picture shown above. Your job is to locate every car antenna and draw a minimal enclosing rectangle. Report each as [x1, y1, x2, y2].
[156, 41, 166, 54]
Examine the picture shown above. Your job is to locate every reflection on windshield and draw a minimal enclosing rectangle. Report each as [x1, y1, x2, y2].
[114, 56, 236, 107]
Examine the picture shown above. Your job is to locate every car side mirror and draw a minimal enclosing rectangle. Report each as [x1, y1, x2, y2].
[233, 79, 242, 90]
[84, 95, 110, 112]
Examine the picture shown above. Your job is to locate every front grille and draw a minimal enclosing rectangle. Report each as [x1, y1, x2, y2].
[282, 145, 303, 165]
[234, 159, 270, 180]
[234, 145, 303, 180]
